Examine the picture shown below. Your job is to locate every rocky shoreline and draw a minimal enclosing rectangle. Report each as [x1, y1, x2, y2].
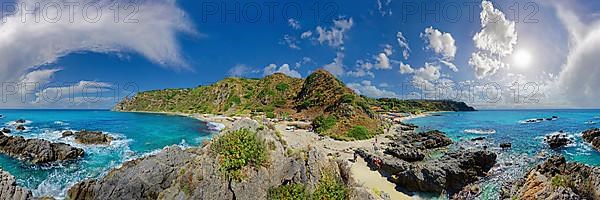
[0, 134, 84, 164]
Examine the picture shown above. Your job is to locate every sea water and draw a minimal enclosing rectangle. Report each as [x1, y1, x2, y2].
[406, 109, 600, 199]
[0, 110, 214, 198]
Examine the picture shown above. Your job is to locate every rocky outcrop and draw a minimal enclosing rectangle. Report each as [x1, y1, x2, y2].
[384, 130, 453, 162]
[68, 119, 371, 200]
[64, 130, 113, 145]
[0, 134, 84, 164]
[582, 128, 600, 151]
[0, 169, 33, 200]
[544, 133, 573, 149]
[1, 128, 10, 134]
[503, 155, 600, 200]
[357, 148, 496, 195]
[15, 125, 25, 131]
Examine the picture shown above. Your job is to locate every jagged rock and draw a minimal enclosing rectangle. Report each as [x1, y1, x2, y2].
[0, 134, 84, 164]
[358, 148, 496, 195]
[68, 119, 371, 200]
[388, 130, 453, 150]
[500, 143, 512, 149]
[1, 128, 10, 134]
[15, 119, 26, 124]
[74, 130, 113, 145]
[504, 155, 600, 200]
[61, 131, 74, 137]
[544, 134, 573, 149]
[15, 125, 25, 131]
[471, 137, 486, 141]
[0, 169, 33, 200]
[384, 146, 425, 162]
[582, 128, 600, 151]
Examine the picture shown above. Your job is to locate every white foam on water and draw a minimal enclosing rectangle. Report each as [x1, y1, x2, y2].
[464, 129, 496, 134]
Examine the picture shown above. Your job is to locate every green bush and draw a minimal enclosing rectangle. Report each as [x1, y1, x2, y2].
[346, 126, 372, 140]
[212, 129, 268, 181]
[313, 115, 337, 134]
[266, 111, 276, 118]
[276, 83, 290, 92]
[339, 94, 355, 104]
[268, 184, 307, 200]
[312, 172, 348, 200]
[551, 175, 566, 187]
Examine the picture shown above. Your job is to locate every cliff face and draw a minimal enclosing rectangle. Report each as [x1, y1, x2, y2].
[115, 69, 474, 139]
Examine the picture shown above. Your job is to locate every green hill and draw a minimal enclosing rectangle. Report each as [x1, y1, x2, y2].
[115, 69, 475, 140]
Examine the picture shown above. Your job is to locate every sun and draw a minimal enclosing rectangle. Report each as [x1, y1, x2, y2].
[513, 49, 533, 68]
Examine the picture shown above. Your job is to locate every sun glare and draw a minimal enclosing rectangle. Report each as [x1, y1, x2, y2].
[513, 50, 532, 68]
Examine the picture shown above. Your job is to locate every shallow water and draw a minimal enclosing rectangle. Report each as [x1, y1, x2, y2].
[0, 109, 213, 198]
[406, 109, 600, 199]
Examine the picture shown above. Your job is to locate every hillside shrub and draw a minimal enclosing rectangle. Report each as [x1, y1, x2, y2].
[312, 171, 349, 200]
[268, 184, 307, 200]
[276, 83, 290, 92]
[346, 126, 371, 140]
[212, 129, 268, 181]
[313, 115, 337, 134]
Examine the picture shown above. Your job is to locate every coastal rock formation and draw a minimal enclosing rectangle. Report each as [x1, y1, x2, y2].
[15, 119, 26, 124]
[0, 169, 33, 200]
[15, 125, 25, 131]
[74, 130, 113, 145]
[500, 143, 512, 149]
[384, 130, 453, 160]
[357, 149, 496, 195]
[503, 155, 600, 200]
[68, 119, 371, 200]
[61, 131, 74, 137]
[0, 134, 84, 164]
[582, 128, 600, 151]
[544, 133, 573, 149]
[1, 128, 10, 134]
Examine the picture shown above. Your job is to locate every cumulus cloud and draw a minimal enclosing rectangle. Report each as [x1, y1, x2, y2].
[19, 68, 62, 86]
[397, 32, 410, 60]
[0, 0, 194, 82]
[347, 80, 398, 98]
[228, 64, 252, 77]
[414, 63, 441, 81]
[323, 52, 346, 77]
[263, 64, 302, 78]
[469, 0, 517, 79]
[281, 34, 301, 50]
[422, 27, 457, 60]
[315, 17, 354, 48]
[439, 60, 459, 72]
[473, 1, 518, 56]
[33, 80, 115, 106]
[399, 62, 414, 74]
[375, 53, 391, 70]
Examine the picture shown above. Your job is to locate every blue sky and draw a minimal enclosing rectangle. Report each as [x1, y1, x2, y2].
[1, 0, 599, 109]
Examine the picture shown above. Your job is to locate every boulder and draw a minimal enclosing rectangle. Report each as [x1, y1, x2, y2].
[74, 130, 113, 145]
[388, 130, 453, 150]
[1, 128, 10, 134]
[471, 137, 486, 141]
[504, 155, 600, 200]
[544, 134, 573, 149]
[15, 125, 25, 131]
[0, 134, 84, 164]
[384, 146, 425, 162]
[582, 128, 600, 151]
[0, 169, 33, 200]
[15, 119, 26, 124]
[61, 131, 74, 137]
[500, 143, 512, 149]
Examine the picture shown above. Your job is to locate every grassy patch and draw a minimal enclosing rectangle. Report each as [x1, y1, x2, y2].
[551, 175, 567, 187]
[212, 129, 268, 181]
[268, 184, 307, 200]
[312, 171, 349, 200]
[276, 83, 290, 92]
[346, 126, 372, 140]
[313, 115, 337, 134]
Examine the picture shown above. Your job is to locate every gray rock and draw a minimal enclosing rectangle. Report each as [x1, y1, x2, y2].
[384, 146, 425, 162]
[582, 128, 600, 151]
[1, 128, 10, 134]
[74, 130, 113, 145]
[0, 169, 33, 200]
[544, 134, 573, 149]
[0, 134, 84, 164]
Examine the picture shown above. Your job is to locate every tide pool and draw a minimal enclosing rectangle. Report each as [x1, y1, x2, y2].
[406, 109, 600, 199]
[0, 110, 213, 198]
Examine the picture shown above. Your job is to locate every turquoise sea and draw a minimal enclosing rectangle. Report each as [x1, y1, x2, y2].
[406, 109, 600, 199]
[0, 110, 214, 198]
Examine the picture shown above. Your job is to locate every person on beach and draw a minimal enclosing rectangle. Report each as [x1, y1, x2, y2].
[353, 152, 358, 163]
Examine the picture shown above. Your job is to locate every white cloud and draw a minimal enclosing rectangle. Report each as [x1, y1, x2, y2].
[439, 60, 459, 72]
[33, 81, 114, 105]
[281, 34, 301, 50]
[397, 32, 410, 60]
[469, 0, 517, 79]
[473, 0, 518, 56]
[421, 27, 457, 60]
[347, 80, 398, 98]
[556, 6, 600, 107]
[323, 52, 346, 77]
[0, 0, 194, 82]
[348, 59, 375, 78]
[375, 53, 391, 70]
[376, 0, 393, 16]
[414, 63, 441, 81]
[263, 64, 302, 78]
[288, 18, 301, 29]
[315, 17, 354, 48]
[301, 31, 313, 39]
[399, 62, 414, 74]
[295, 57, 313, 68]
[19, 68, 62, 86]
[228, 64, 252, 77]
[469, 52, 507, 78]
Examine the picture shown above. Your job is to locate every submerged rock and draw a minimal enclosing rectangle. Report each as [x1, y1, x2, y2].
[0, 134, 84, 164]
[61, 131, 74, 137]
[544, 134, 573, 149]
[74, 130, 113, 145]
[582, 128, 600, 151]
[1, 128, 10, 134]
[0, 169, 33, 200]
[15, 119, 26, 124]
[504, 155, 600, 200]
[500, 143, 512, 149]
[15, 125, 25, 131]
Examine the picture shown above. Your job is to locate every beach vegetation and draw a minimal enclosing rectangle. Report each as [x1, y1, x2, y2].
[268, 183, 308, 200]
[346, 126, 372, 140]
[312, 171, 349, 200]
[212, 129, 268, 181]
[313, 115, 337, 134]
